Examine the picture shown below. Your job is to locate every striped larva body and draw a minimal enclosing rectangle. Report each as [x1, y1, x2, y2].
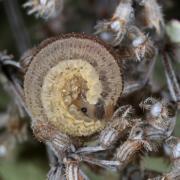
[22, 33, 123, 138]
[140, 97, 177, 141]
[149, 136, 180, 180]
[127, 26, 156, 61]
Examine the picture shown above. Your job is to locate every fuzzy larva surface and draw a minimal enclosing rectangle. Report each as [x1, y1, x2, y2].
[24, 33, 123, 137]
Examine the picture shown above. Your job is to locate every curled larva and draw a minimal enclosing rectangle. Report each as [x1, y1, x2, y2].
[23, 33, 123, 137]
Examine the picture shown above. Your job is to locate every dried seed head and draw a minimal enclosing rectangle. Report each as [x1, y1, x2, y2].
[127, 26, 156, 61]
[110, 105, 136, 129]
[23, 0, 64, 19]
[161, 102, 177, 119]
[135, 0, 164, 38]
[165, 136, 180, 159]
[112, 105, 135, 120]
[115, 122, 152, 165]
[95, 0, 134, 46]
[141, 99, 177, 139]
[99, 105, 137, 149]
[24, 33, 123, 137]
[140, 98, 177, 119]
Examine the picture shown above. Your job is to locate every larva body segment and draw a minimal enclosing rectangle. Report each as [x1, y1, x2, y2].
[23, 33, 123, 137]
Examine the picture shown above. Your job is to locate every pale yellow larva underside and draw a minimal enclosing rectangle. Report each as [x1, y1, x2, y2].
[41, 59, 104, 136]
[24, 35, 123, 137]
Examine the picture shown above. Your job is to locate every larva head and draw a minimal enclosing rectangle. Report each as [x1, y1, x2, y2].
[23, 33, 123, 137]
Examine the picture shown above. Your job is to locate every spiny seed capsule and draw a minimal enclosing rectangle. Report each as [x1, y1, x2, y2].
[23, 33, 123, 137]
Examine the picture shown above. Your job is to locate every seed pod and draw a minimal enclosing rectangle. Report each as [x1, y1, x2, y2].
[127, 26, 156, 61]
[135, 0, 165, 38]
[95, 0, 134, 46]
[23, 33, 123, 137]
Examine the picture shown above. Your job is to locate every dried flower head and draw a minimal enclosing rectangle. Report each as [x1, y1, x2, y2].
[165, 136, 180, 159]
[115, 122, 152, 169]
[23, 0, 64, 19]
[135, 0, 164, 37]
[127, 26, 156, 61]
[95, 0, 134, 46]
[140, 98, 177, 140]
